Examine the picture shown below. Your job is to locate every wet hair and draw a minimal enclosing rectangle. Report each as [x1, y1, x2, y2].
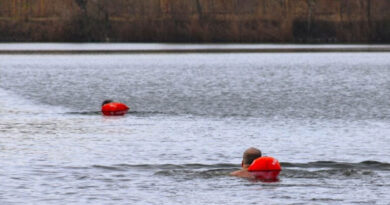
[242, 147, 262, 165]
[102, 99, 113, 106]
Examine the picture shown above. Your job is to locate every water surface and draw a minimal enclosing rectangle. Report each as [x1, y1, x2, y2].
[1, 49, 390, 204]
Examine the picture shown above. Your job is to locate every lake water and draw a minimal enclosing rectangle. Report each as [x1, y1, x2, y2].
[1, 45, 390, 204]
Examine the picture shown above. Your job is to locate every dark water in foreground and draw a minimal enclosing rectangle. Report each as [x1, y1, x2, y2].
[1, 51, 390, 204]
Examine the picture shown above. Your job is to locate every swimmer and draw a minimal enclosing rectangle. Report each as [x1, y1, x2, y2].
[230, 147, 262, 179]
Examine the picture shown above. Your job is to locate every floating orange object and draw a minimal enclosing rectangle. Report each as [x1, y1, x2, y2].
[101, 102, 129, 116]
[248, 156, 281, 181]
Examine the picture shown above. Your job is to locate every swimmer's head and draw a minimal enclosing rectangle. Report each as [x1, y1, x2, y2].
[102, 99, 113, 106]
[242, 147, 262, 167]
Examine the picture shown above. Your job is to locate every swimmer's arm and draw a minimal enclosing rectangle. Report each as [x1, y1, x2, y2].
[230, 170, 255, 179]
[230, 170, 240, 176]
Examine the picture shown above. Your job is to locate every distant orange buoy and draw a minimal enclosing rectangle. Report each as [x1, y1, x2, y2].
[101, 102, 129, 116]
[248, 156, 281, 181]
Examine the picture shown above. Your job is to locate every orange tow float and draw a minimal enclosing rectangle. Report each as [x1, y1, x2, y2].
[248, 156, 281, 181]
[101, 100, 129, 116]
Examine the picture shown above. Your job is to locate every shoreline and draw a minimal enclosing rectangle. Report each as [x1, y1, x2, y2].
[1, 44, 390, 54]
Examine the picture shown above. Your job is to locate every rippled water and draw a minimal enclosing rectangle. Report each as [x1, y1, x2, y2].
[1, 50, 390, 204]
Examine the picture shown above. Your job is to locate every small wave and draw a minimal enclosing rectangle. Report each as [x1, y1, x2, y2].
[280, 160, 389, 180]
[281, 160, 390, 171]
[66, 110, 171, 116]
[66, 111, 101, 115]
[281, 168, 376, 179]
[113, 163, 237, 170]
[91, 165, 128, 171]
[154, 169, 230, 179]
[0, 88, 69, 114]
[71, 161, 390, 180]
[71, 161, 390, 172]
[63, 163, 235, 171]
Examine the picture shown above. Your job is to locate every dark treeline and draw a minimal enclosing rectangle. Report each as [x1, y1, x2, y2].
[0, 0, 389, 43]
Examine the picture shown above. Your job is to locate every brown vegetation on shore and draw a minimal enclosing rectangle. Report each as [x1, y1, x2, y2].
[0, 0, 389, 43]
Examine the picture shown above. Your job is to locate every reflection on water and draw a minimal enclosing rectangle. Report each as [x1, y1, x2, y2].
[1, 50, 390, 204]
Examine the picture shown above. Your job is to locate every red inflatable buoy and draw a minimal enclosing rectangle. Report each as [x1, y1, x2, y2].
[248, 156, 281, 181]
[101, 102, 129, 116]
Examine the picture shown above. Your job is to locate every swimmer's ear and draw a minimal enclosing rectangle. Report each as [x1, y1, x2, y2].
[241, 161, 244, 168]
